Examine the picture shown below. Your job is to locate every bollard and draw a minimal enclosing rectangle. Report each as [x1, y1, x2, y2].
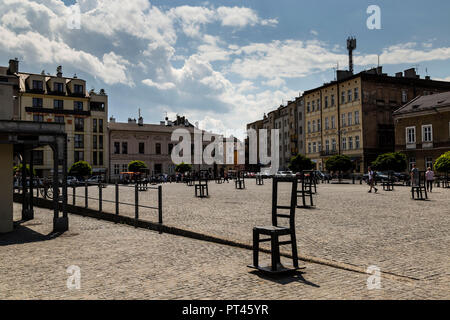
[135, 183, 139, 227]
[115, 182, 119, 219]
[85, 182, 88, 208]
[73, 186, 76, 205]
[158, 185, 163, 225]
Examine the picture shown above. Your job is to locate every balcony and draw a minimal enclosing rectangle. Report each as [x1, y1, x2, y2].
[25, 107, 90, 116]
[320, 150, 338, 157]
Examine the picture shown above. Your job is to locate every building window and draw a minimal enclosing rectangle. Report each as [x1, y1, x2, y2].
[325, 96, 329, 108]
[325, 117, 329, 130]
[402, 90, 408, 103]
[348, 90, 352, 102]
[74, 151, 84, 162]
[312, 101, 315, 112]
[307, 102, 310, 113]
[122, 164, 128, 172]
[99, 135, 103, 149]
[349, 136, 353, 150]
[74, 84, 83, 94]
[74, 101, 83, 111]
[114, 142, 120, 154]
[355, 111, 360, 125]
[298, 126, 303, 135]
[354, 87, 359, 100]
[331, 95, 335, 106]
[54, 99, 63, 110]
[32, 80, 43, 90]
[331, 116, 336, 129]
[74, 134, 84, 148]
[308, 143, 311, 154]
[99, 119, 103, 133]
[313, 142, 317, 153]
[332, 139, 336, 151]
[73, 151, 84, 162]
[425, 157, 433, 169]
[93, 151, 98, 166]
[32, 150, 44, 165]
[93, 135, 97, 149]
[307, 121, 311, 133]
[114, 164, 120, 175]
[99, 152, 103, 166]
[122, 142, 128, 154]
[32, 98, 43, 108]
[156, 143, 161, 155]
[341, 91, 345, 104]
[317, 99, 321, 111]
[341, 113, 346, 127]
[342, 137, 347, 150]
[93, 119, 97, 132]
[422, 125, 433, 142]
[312, 120, 316, 132]
[54, 116, 64, 124]
[318, 142, 322, 152]
[325, 140, 330, 152]
[74, 118, 84, 131]
[318, 119, 321, 131]
[409, 157, 416, 171]
[355, 136, 360, 149]
[139, 142, 145, 154]
[406, 126, 416, 144]
[54, 82, 64, 92]
[168, 143, 174, 155]
[33, 114, 43, 122]
[348, 112, 352, 126]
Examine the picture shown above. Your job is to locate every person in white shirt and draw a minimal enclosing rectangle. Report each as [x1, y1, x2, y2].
[425, 167, 434, 192]
[368, 166, 378, 193]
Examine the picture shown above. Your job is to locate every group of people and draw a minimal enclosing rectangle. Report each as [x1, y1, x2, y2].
[367, 165, 435, 193]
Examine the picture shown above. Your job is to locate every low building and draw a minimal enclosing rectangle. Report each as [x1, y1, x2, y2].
[393, 91, 450, 171]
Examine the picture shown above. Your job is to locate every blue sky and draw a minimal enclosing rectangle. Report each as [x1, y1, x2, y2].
[1, 0, 450, 137]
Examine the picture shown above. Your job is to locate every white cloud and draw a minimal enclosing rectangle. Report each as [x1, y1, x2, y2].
[142, 79, 176, 90]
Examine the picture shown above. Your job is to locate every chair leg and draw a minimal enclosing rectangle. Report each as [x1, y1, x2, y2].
[253, 229, 259, 267]
[271, 235, 280, 271]
[291, 232, 299, 269]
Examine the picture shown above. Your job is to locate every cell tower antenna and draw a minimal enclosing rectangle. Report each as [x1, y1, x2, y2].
[347, 36, 357, 74]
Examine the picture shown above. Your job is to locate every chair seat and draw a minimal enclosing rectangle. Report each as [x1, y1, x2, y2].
[254, 225, 291, 235]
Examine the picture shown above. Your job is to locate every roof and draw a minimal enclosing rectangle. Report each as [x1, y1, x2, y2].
[108, 122, 197, 133]
[393, 91, 450, 116]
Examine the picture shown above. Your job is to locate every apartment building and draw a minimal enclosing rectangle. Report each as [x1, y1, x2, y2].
[393, 91, 450, 171]
[7, 59, 109, 177]
[304, 67, 450, 173]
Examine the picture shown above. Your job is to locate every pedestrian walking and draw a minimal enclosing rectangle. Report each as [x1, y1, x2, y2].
[410, 164, 419, 187]
[368, 166, 378, 193]
[426, 167, 434, 192]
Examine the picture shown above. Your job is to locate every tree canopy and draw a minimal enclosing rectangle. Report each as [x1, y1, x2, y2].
[13, 164, 36, 176]
[69, 161, 92, 178]
[325, 155, 353, 173]
[371, 152, 407, 172]
[288, 154, 315, 173]
[434, 151, 450, 173]
[175, 162, 192, 173]
[128, 160, 148, 173]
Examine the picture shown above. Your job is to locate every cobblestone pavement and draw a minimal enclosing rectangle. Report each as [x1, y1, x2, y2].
[0, 205, 446, 299]
[65, 181, 450, 289]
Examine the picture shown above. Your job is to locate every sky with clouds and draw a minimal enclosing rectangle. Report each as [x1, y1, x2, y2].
[1, 0, 450, 138]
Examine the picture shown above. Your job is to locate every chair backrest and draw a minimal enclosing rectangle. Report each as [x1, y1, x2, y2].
[272, 176, 297, 229]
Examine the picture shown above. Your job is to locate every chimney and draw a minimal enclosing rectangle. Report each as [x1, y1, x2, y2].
[128, 118, 136, 124]
[395, 72, 403, 78]
[138, 116, 144, 126]
[404, 68, 418, 79]
[109, 116, 116, 123]
[56, 65, 63, 77]
[8, 58, 19, 74]
[425, 76, 431, 80]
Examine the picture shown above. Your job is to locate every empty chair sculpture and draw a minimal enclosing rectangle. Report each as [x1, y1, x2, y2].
[382, 171, 395, 191]
[248, 177, 300, 274]
[235, 171, 246, 189]
[195, 171, 209, 198]
[296, 171, 315, 208]
[411, 171, 428, 200]
[256, 174, 264, 185]
[215, 176, 223, 184]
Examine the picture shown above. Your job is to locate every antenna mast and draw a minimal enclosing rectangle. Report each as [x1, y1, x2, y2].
[347, 37, 357, 74]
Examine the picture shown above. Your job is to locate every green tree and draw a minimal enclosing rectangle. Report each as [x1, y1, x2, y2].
[175, 162, 192, 173]
[371, 152, 407, 172]
[128, 160, 148, 173]
[13, 164, 36, 176]
[325, 155, 353, 182]
[69, 161, 92, 178]
[434, 151, 450, 173]
[288, 154, 315, 173]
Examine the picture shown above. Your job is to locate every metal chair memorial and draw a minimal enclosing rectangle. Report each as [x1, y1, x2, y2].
[382, 171, 395, 191]
[248, 176, 300, 274]
[411, 171, 428, 200]
[296, 171, 315, 208]
[215, 175, 224, 184]
[235, 171, 246, 189]
[194, 170, 209, 198]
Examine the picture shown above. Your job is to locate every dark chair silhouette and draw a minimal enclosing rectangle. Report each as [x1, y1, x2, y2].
[382, 171, 395, 191]
[215, 176, 223, 184]
[195, 171, 209, 198]
[297, 171, 314, 208]
[249, 177, 299, 274]
[235, 171, 246, 189]
[256, 175, 264, 185]
[411, 171, 427, 200]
